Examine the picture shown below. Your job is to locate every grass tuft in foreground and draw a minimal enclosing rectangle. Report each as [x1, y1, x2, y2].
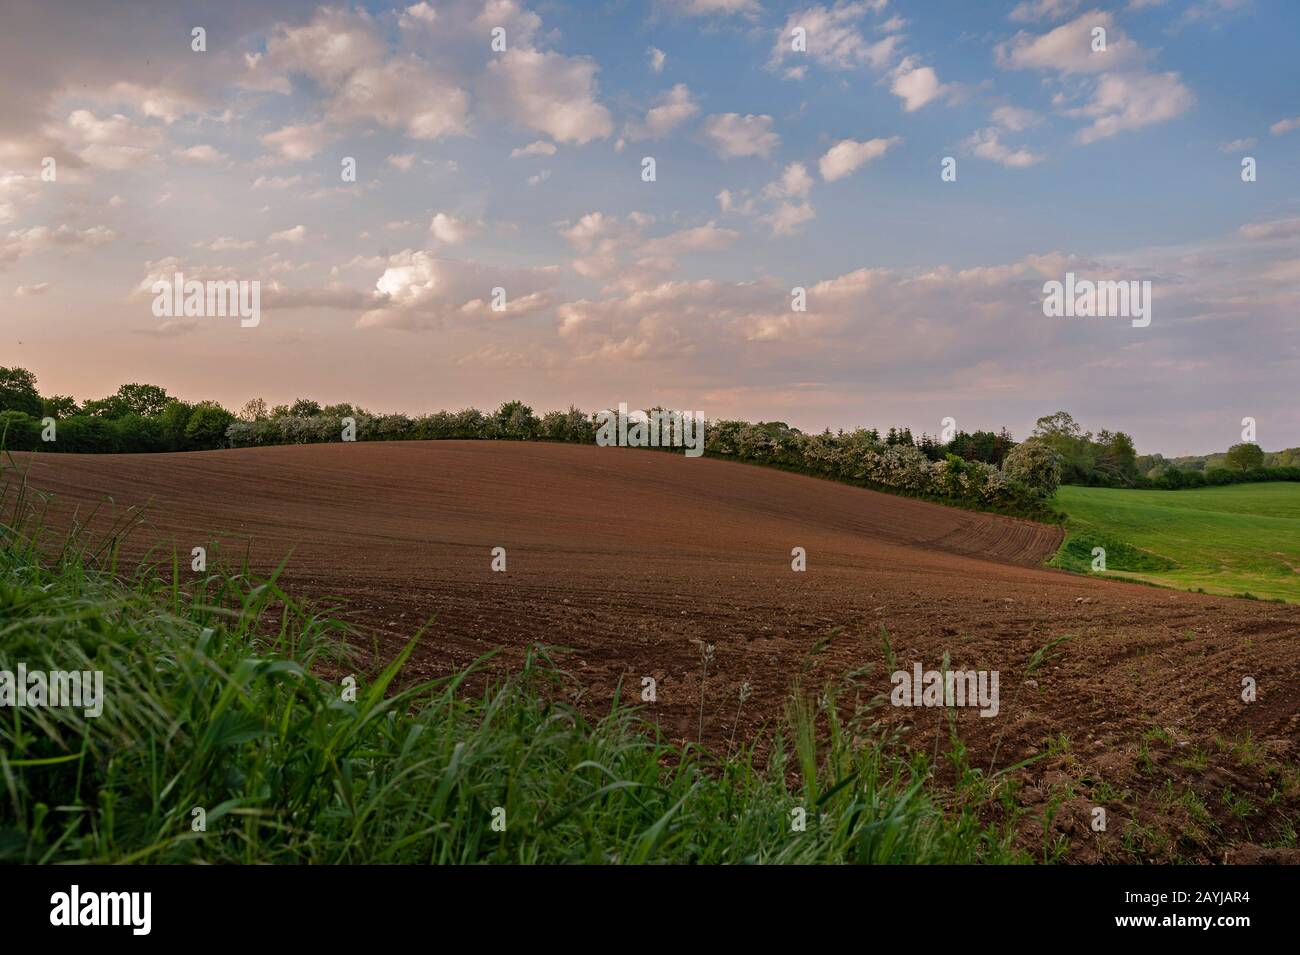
[0, 458, 1018, 864]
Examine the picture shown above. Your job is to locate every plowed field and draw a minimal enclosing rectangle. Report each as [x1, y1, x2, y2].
[14, 441, 1300, 862]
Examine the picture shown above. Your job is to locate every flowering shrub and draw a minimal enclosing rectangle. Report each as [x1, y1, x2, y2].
[697, 422, 1046, 511]
[1002, 438, 1065, 498]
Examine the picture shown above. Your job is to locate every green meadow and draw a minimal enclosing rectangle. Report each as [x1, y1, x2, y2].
[1052, 483, 1300, 603]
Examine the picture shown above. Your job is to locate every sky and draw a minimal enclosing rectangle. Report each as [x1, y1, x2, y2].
[0, 0, 1297, 456]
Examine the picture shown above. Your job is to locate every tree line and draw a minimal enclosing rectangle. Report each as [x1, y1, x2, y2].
[2, 367, 1293, 493]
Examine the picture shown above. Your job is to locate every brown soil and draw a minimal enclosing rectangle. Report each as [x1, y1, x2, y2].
[13, 441, 1300, 862]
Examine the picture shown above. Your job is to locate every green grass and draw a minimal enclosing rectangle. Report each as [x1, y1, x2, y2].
[1051, 483, 1300, 602]
[0, 457, 1020, 864]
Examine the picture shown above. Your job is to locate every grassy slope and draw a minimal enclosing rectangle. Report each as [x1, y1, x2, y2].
[1051, 483, 1300, 602]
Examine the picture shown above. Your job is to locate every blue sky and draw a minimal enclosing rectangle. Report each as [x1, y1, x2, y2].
[1, 0, 1297, 454]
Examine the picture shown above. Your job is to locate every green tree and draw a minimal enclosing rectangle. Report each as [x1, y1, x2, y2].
[494, 400, 538, 439]
[1095, 430, 1139, 484]
[157, 400, 196, 446]
[238, 397, 269, 421]
[83, 383, 172, 419]
[114, 383, 172, 417]
[184, 401, 235, 449]
[81, 396, 129, 418]
[0, 366, 43, 417]
[1033, 411, 1083, 440]
[41, 395, 80, 417]
[1032, 411, 1097, 484]
[1224, 442, 1264, 471]
[288, 398, 323, 417]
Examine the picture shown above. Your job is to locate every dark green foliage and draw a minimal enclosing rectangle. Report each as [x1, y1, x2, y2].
[1052, 530, 1178, 575]
[288, 398, 323, 417]
[1030, 411, 1140, 487]
[41, 395, 80, 418]
[0, 366, 42, 417]
[1224, 442, 1265, 472]
[183, 401, 236, 448]
[493, 400, 539, 440]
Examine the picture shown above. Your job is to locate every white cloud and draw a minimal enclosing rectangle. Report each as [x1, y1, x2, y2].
[510, 140, 557, 158]
[246, 7, 468, 141]
[468, 0, 543, 45]
[358, 249, 558, 330]
[252, 174, 303, 189]
[15, 282, 49, 296]
[991, 105, 1042, 131]
[701, 112, 780, 158]
[648, 47, 666, 73]
[1, 224, 115, 265]
[1218, 137, 1255, 152]
[269, 225, 307, 244]
[459, 290, 552, 320]
[625, 84, 699, 140]
[766, 201, 816, 237]
[560, 211, 648, 277]
[767, 161, 815, 198]
[193, 236, 258, 252]
[1067, 71, 1195, 143]
[720, 162, 824, 236]
[889, 57, 948, 112]
[1008, 0, 1082, 23]
[770, 4, 901, 72]
[818, 136, 901, 181]
[996, 12, 1143, 74]
[59, 109, 163, 169]
[261, 123, 332, 162]
[173, 144, 227, 164]
[663, 0, 760, 16]
[0, 173, 42, 224]
[642, 222, 740, 256]
[557, 212, 735, 285]
[429, 213, 479, 245]
[484, 48, 613, 144]
[98, 82, 209, 125]
[386, 153, 417, 170]
[963, 128, 1044, 167]
[327, 59, 469, 140]
[1179, 0, 1250, 25]
[400, 2, 438, 27]
[251, 7, 387, 89]
[1239, 218, 1300, 241]
[994, 11, 1193, 143]
[1270, 116, 1300, 136]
